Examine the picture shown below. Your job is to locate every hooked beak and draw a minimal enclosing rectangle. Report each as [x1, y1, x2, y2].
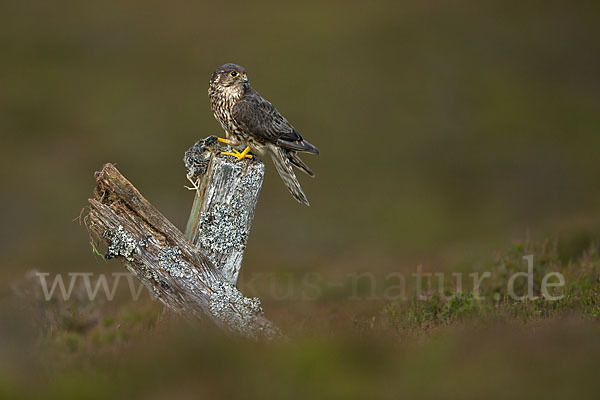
[241, 73, 248, 83]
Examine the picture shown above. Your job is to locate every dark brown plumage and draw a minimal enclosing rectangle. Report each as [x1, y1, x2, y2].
[208, 63, 319, 206]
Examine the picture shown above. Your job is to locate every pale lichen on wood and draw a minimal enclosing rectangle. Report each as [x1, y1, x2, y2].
[184, 137, 264, 284]
[86, 161, 283, 342]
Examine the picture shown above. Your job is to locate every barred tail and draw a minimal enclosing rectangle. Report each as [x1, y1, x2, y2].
[269, 145, 310, 206]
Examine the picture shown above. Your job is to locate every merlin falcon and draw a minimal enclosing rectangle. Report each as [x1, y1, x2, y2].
[209, 63, 319, 206]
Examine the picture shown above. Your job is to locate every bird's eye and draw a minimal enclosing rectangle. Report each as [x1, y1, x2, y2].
[230, 71, 239, 77]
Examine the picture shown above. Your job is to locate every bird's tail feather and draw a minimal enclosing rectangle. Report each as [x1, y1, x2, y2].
[269, 146, 310, 206]
[289, 151, 315, 177]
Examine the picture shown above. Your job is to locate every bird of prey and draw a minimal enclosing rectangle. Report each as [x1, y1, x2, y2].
[208, 63, 319, 206]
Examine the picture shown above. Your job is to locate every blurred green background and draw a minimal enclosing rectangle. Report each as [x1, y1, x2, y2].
[1, 0, 600, 398]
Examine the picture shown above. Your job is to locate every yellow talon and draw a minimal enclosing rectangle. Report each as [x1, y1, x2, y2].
[238, 146, 252, 159]
[221, 146, 253, 161]
[217, 137, 229, 144]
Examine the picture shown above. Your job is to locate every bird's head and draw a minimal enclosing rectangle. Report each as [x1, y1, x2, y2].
[210, 63, 249, 93]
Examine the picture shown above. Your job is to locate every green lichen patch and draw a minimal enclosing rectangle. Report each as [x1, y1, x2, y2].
[158, 246, 193, 279]
[208, 281, 266, 339]
[103, 225, 137, 262]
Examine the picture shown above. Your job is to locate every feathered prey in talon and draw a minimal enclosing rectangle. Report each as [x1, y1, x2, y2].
[208, 63, 319, 206]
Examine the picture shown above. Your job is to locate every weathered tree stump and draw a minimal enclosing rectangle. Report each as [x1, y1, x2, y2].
[85, 138, 283, 341]
[183, 136, 264, 284]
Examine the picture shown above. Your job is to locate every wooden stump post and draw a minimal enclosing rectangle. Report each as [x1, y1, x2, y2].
[183, 137, 264, 284]
[85, 137, 283, 341]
